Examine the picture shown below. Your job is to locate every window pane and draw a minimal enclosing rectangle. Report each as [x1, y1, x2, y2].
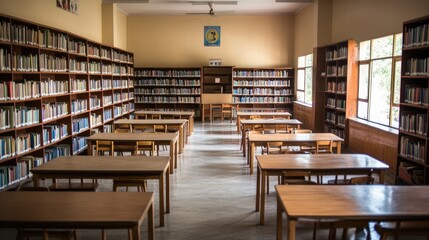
[297, 69, 305, 90]
[372, 35, 393, 59]
[298, 56, 305, 68]
[391, 106, 399, 128]
[297, 91, 304, 102]
[394, 60, 401, 104]
[369, 59, 392, 125]
[358, 101, 368, 119]
[394, 33, 402, 56]
[305, 54, 313, 67]
[305, 67, 312, 104]
[358, 64, 369, 99]
[359, 40, 370, 60]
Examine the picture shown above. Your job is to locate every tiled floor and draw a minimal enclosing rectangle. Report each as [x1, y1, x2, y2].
[0, 121, 425, 240]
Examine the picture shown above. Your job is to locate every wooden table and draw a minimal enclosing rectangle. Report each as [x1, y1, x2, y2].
[87, 132, 179, 174]
[0, 191, 154, 240]
[114, 119, 188, 154]
[256, 154, 389, 225]
[134, 110, 194, 135]
[247, 133, 344, 174]
[276, 185, 429, 240]
[240, 119, 303, 156]
[31, 155, 170, 227]
[236, 112, 292, 133]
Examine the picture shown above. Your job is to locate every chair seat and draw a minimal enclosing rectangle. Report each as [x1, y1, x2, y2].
[49, 182, 98, 192]
[113, 179, 147, 192]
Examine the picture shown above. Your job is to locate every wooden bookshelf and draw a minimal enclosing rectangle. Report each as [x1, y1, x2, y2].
[0, 14, 134, 190]
[202, 66, 233, 94]
[315, 40, 358, 145]
[232, 67, 294, 113]
[134, 67, 201, 117]
[396, 15, 429, 185]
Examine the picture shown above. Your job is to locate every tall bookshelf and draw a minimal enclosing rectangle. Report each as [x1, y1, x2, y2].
[0, 14, 134, 189]
[315, 40, 358, 144]
[134, 67, 201, 116]
[232, 67, 294, 113]
[396, 15, 429, 185]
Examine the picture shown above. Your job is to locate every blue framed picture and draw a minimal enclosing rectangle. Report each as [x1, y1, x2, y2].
[204, 26, 221, 47]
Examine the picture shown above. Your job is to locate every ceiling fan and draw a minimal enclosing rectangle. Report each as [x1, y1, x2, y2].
[186, 1, 235, 16]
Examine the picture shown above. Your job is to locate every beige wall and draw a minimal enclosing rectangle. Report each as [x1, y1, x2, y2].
[293, 3, 314, 65]
[127, 15, 294, 68]
[102, 3, 114, 47]
[0, 0, 102, 42]
[114, 8, 127, 50]
[332, 0, 429, 43]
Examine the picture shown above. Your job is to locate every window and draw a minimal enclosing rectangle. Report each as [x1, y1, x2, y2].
[357, 33, 402, 128]
[296, 54, 312, 105]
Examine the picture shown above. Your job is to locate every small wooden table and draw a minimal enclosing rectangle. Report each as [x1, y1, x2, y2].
[276, 185, 429, 240]
[240, 119, 303, 156]
[134, 110, 195, 135]
[256, 154, 389, 225]
[0, 191, 154, 240]
[114, 119, 188, 153]
[86, 132, 179, 174]
[31, 155, 170, 227]
[236, 111, 292, 133]
[247, 133, 344, 174]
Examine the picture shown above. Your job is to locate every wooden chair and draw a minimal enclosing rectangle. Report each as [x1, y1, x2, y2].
[312, 140, 333, 154]
[221, 103, 233, 123]
[113, 128, 137, 156]
[210, 104, 223, 122]
[48, 179, 98, 192]
[136, 140, 155, 156]
[16, 186, 77, 240]
[152, 124, 167, 155]
[375, 221, 429, 240]
[95, 140, 113, 156]
[114, 123, 131, 132]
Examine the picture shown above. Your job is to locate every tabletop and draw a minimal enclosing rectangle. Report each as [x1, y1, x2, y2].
[248, 132, 344, 142]
[134, 110, 194, 116]
[0, 191, 154, 240]
[241, 119, 302, 125]
[87, 132, 178, 142]
[114, 119, 187, 125]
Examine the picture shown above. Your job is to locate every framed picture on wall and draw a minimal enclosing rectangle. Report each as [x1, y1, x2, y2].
[57, 0, 79, 15]
[204, 26, 221, 47]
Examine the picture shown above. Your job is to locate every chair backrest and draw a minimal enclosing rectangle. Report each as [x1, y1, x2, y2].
[115, 124, 131, 132]
[314, 140, 333, 154]
[153, 124, 167, 133]
[95, 140, 113, 156]
[114, 128, 131, 133]
[293, 129, 312, 134]
[349, 176, 375, 185]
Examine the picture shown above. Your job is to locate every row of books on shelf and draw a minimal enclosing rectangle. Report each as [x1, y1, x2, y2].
[324, 125, 345, 139]
[404, 57, 429, 76]
[12, 52, 38, 72]
[0, 106, 39, 130]
[41, 79, 68, 96]
[233, 70, 291, 78]
[399, 113, 427, 136]
[0, 48, 11, 71]
[0, 19, 133, 63]
[324, 65, 347, 76]
[233, 80, 291, 87]
[233, 88, 293, 96]
[90, 112, 102, 127]
[398, 161, 424, 184]
[41, 102, 68, 122]
[233, 96, 293, 104]
[70, 79, 87, 93]
[135, 79, 200, 86]
[71, 117, 89, 134]
[399, 136, 426, 163]
[326, 98, 346, 109]
[39, 53, 68, 72]
[325, 111, 346, 126]
[0, 80, 40, 100]
[327, 81, 347, 93]
[72, 136, 87, 154]
[135, 88, 201, 95]
[0, 155, 45, 189]
[326, 47, 348, 60]
[404, 86, 428, 106]
[43, 124, 68, 145]
[71, 99, 88, 114]
[0, 133, 41, 160]
[135, 96, 201, 104]
[403, 23, 429, 48]
[135, 69, 200, 77]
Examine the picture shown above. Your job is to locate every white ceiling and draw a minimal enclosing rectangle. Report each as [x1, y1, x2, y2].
[102, 0, 312, 16]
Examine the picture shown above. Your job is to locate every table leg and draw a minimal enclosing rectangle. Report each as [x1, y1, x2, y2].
[250, 142, 255, 174]
[237, 117, 240, 134]
[175, 139, 179, 169]
[277, 197, 283, 240]
[242, 128, 246, 157]
[166, 165, 170, 213]
[159, 172, 165, 227]
[256, 166, 261, 212]
[178, 125, 184, 154]
[189, 116, 194, 135]
[287, 220, 296, 240]
[169, 141, 174, 174]
[336, 141, 342, 154]
[88, 140, 93, 156]
[260, 170, 266, 225]
[33, 175, 40, 187]
[131, 225, 141, 240]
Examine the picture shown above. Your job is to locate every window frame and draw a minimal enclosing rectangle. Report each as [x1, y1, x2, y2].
[296, 54, 313, 105]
